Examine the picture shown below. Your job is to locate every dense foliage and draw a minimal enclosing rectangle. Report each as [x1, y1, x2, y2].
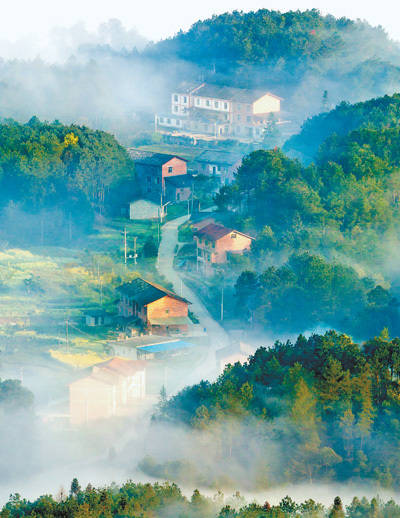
[216, 127, 400, 268]
[155, 330, 400, 489]
[284, 93, 400, 161]
[234, 254, 400, 337]
[2, 480, 400, 518]
[149, 9, 400, 122]
[0, 118, 135, 243]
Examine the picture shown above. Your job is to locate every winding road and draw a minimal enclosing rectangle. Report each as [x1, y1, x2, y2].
[156, 215, 230, 388]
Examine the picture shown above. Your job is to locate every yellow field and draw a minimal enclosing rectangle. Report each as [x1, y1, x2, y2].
[50, 349, 108, 368]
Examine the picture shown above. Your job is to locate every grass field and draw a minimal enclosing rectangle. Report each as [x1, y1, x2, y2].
[0, 215, 168, 372]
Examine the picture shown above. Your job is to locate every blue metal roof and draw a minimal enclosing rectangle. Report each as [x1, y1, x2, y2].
[136, 340, 196, 354]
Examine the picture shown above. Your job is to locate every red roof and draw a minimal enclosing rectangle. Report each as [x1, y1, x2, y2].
[194, 223, 254, 241]
[95, 358, 147, 377]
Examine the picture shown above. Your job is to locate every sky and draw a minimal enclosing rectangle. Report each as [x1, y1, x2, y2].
[0, 0, 399, 60]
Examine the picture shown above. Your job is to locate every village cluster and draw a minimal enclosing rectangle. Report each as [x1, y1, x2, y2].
[68, 81, 284, 425]
[8, 82, 282, 426]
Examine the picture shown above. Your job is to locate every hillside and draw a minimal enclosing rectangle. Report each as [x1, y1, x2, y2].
[0, 118, 136, 243]
[212, 125, 400, 337]
[148, 9, 400, 124]
[154, 330, 400, 489]
[1, 11, 400, 139]
[284, 93, 400, 161]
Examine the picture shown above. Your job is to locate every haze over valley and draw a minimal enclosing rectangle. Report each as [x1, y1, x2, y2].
[2, 4, 400, 518]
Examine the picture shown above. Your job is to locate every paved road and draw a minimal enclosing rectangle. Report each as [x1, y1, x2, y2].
[156, 215, 230, 389]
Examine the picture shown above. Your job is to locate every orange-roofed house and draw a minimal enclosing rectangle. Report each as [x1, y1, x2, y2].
[194, 223, 254, 272]
[69, 358, 146, 425]
[117, 277, 191, 335]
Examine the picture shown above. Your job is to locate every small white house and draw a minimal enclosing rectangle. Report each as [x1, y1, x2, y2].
[129, 199, 163, 220]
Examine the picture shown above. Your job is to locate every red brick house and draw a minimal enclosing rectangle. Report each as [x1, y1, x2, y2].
[117, 277, 191, 335]
[194, 223, 254, 269]
[69, 358, 146, 425]
[132, 152, 188, 202]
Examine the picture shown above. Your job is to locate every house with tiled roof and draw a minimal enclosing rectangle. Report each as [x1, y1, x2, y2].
[131, 151, 188, 202]
[195, 149, 243, 185]
[117, 277, 191, 335]
[164, 173, 193, 202]
[155, 82, 283, 142]
[69, 358, 146, 425]
[194, 223, 254, 269]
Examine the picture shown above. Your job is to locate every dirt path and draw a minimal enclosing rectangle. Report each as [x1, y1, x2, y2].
[156, 215, 230, 388]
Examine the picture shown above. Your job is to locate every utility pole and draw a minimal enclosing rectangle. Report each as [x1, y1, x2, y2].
[133, 236, 137, 265]
[124, 227, 127, 266]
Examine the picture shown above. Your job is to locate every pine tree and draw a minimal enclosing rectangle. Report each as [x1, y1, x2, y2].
[329, 496, 345, 518]
[70, 478, 81, 497]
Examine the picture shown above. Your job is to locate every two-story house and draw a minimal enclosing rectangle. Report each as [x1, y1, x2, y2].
[69, 358, 146, 425]
[156, 82, 283, 142]
[194, 223, 254, 271]
[130, 151, 188, 202]
[195, 150, 243, 186]
[117, 277, 191, 335]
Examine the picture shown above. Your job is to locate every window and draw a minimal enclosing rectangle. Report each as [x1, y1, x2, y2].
[159, 117, 164, 123]
[167, 118, 171, 124]
[157, 177, 160, 184]
[165, 309, 169, 314]
[215, 101, 219, 108]
[147, 187, 151, 193]
[147, 176, 151, 182]
[168, 166, 173, 173]
[206, 100, 210, 107]
[231, 233, 237, 239]
[237, 104, 241, 110]
[224, 102, 228, 109]
[183, 96, 187, 103]
[237, 114, 241, 121]
[247, 116, 251, 122]
[174, 106, 178, 112]
[196, 98, 200, 105]
[174, 94, 178, 102]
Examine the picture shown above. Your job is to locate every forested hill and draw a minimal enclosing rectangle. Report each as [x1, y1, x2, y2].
[147, 9, 400, 121]
[284, 93, 400, 161]
[0, 118, 135, 243]
[150, 9, 396, 75]
[153, 330, 400, 490]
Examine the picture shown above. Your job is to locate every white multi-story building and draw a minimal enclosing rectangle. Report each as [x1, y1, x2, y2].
[156, 83, 283, 141]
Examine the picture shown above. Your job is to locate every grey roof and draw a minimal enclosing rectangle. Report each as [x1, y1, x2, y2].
[173, 82, 203, 94]
[193, 84, 283, 103]
[133, 152, 187, 166]
[196, 149, 243, 166]
[117, 277, 190, 306]
[84, 309, 108, 318]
